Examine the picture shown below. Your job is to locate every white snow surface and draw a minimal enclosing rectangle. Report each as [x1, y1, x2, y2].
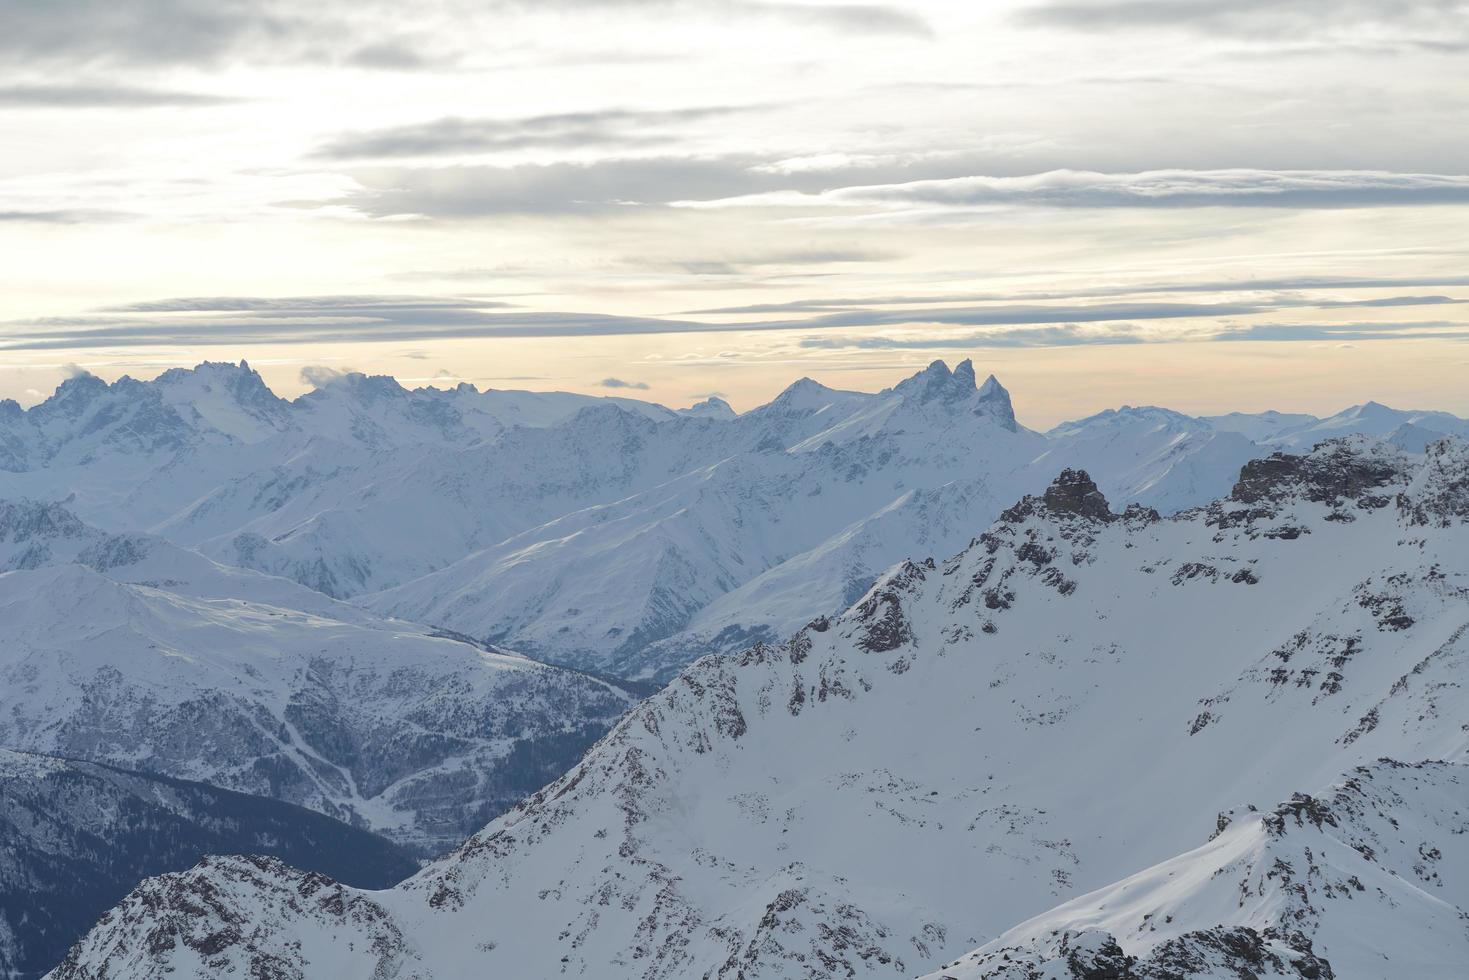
[4, 358, 1467, 682]
[0, 501, 635, 854]
[48, 437, 1469, 980]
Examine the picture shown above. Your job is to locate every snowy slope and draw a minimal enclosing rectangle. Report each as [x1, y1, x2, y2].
[1039, 406, 1267, 514]
[1262, 400, 1469, 448]
[923, 759, 1469, 980]
[0, 749, 416, 980]
[5, 359, 1467, 681]
[366, 372, 1287, 677]
[364, 362, 1044, 672]
[622, 475, 1006, 680]
[48, 437, 1469, 979]
[0, 503, 637, 855]
[1202, 409, 1318, 442]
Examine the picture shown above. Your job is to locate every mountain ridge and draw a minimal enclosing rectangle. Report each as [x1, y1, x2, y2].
[46, 435, 1469, 979]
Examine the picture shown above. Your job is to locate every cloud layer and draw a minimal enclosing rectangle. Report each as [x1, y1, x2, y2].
[677, 169, 1469, 213]
[3, 290, 1462, 352]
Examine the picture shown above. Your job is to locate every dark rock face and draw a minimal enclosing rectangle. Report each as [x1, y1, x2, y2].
[1144, 927, 1334, 980]
[1042, 469, 1114, 521]
[1231, 441, 1405, 506]
[0, 753, 416, 980]
[998, 469, 1115, 526]
[853, 561, 926, 653]
[1397, 438, 1469, 527]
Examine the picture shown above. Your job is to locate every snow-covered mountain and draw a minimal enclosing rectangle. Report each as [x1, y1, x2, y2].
[4, 360, 1466, 682]
[0, 749, 416, 980]
[1038, 406, 1265, 515]
[617, 475, 1004, 681]
[364, 362, 1043, 675]
[48, 437, 1469, 979]
[923, 758, 1468, 979]
[1260, 400, 1469, 449]
[0, 500, 636, 855]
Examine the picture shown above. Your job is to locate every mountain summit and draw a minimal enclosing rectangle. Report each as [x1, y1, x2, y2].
[891, 359, 1018, 430]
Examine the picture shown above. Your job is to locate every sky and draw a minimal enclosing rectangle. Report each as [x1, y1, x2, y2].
[3, 0, 1469, 427]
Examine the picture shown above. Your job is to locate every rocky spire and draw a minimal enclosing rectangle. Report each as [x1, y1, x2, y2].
[1042, 468, 1114, 520]
[973, 370, 1017, 431]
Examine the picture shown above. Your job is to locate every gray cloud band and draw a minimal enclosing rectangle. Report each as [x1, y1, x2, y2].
[1, 293, 1463, 351]
[674, 169, 1469, 212]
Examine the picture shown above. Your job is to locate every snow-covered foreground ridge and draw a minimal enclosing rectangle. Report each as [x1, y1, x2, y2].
[50, 437, 1469, 979]
[5, 358, 1466, 681]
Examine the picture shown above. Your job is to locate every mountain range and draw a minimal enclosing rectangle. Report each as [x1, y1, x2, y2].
[0, 498, 637, 856]
[45, 435, 1469, 979]
[5, 359, 1466, 685]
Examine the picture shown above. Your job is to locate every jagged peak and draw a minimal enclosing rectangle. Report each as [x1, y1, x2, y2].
[155, 360, 287, 409]
[892, 359, 960, 401]
[972, 371, 1017, 430]
[889, 359, 1017, 429]
[1042, 468, 1114, 520]
[53, 370, 107, 396]
[953, 358, 977, 389]
[997, 467, 1115, 525]
[298, 370, 409, 405]
[760, 376, 853, 416]
[1230, 435, 1410, 506]
[0, 497, 90, 540]
[1398, 435, 1469, 527]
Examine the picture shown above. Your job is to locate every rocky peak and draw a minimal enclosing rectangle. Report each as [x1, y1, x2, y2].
[158, 360, 289, 412]
[890, 359, 1018, 430]
[762, 377, 840, 417]
[1043, 468, 1114, 520]
[42, 371, 109, 415]
[952, 358, 977, 389]
[1397, 436, 1469, 526]
[0, 499, 91, 546]
[998, 468, 1115, 525]
[973, 371, 1018, 431]
[1231, 437, 1408, 506]
[894, 359, 968, 405]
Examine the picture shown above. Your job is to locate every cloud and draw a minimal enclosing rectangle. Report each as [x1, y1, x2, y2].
[345, 40, 437, 70]
[682, 274, 1469, 315]
[0, 0, 927, 73]
[647, 245, 902, 276]
[315, 106, 758, 160]
[1212, 320, 1469, 342]
[0, 208, 137, 224]
[0, 0, 293, 67]
[339, 157, 786, 217]
[0, 83, 239, 107]
[799, 325, 1151, 349]
[101, 295, 515, 313]
[1017, 0, 1467, 40]
[599, 377, 651, 389]
[322, 152, 1043, 219]
[676, 168, 1469, 212]
[3, 291, 1464, 353]
[741, 2, 931, 37]
[299, 364, 348, 386]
